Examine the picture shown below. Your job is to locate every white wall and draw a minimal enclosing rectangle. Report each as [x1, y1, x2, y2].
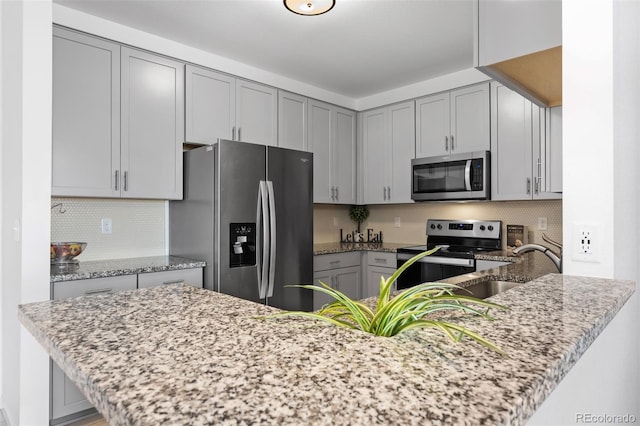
[531, 0, 640, 422]
[1, 1, 52, 425]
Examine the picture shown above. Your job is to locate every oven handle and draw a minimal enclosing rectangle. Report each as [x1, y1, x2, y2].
[397, 253, 475, 268]
[464, 159, 472, 191]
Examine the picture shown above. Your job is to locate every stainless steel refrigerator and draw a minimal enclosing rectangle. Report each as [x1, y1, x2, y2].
[169, 139, 314, 311]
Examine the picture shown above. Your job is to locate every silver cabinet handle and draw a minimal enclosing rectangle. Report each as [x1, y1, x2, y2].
[238, 127, 242, 142]
[330, 186, 335, 201]
[387, 186, 391, 200]
[383, 186, 386, 200]
[335, 186, 339, 202]
[329, 260, 341, 266]
[85, 288, 113, 295]
[162, 280, 184, 285]
[445, 136, 449, 151]
[526, 178, 531, 195]
[451, 135, 455, 151]
[124, 171, 128, 192]
[114, 170, 119, 191]
[232, 126, 236, 141]
[374, 258, 387, 264]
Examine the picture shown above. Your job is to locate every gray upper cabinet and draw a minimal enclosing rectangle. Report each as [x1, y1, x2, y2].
[52, 27, 121, 198]
[121, 47, 184, 200]
[415, 83, 490, 158]
[490, 82, 561, 200]
[184, 65, 277, 146]
[361, 101, 415, 204]
[278, 90, 308, 151]
[52, 27, 184, 200]
[308, 99, 356, 204]
[236, 79, 278, 146]
[185, 64, 235, 145]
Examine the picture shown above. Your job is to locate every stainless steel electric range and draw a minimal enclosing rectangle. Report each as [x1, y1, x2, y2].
[396, 219, 502, 289]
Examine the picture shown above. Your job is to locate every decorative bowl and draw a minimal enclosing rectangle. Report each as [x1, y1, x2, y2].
[50, 242, 87, 264]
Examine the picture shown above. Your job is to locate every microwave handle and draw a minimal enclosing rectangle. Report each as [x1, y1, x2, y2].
[464, 159, 472, 191]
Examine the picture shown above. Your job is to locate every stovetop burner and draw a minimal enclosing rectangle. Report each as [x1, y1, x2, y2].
[399, 219, 503, 258]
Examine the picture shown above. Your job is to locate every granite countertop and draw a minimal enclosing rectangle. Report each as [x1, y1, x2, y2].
[313, 241, 410, 255]
[20, 272, 635, 425]
[50, 255, 206, 283]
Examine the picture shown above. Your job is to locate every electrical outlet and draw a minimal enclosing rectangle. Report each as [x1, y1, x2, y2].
[572, 222, 599, 262]
[101, 218, 112, 234]
[393, 217, 401, 228]
[537, 217, 548, 231]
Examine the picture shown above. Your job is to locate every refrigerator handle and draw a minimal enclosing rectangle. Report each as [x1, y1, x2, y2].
[257, 181, 270, 299]
[266, 181, 277, 298]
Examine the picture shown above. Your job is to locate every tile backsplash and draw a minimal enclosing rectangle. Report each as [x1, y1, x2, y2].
[51, 197, 166, 261]
[314, 199, 562, 248]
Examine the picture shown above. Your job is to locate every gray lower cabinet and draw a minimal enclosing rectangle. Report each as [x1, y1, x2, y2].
[312, 252, 361, 310]
[137, 268, 203, 289]
[364, 252, 398, 298]
[51, 274, 137, 423]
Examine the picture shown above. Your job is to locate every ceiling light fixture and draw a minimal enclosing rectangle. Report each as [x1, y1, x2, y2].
[284, 0, 335, 16]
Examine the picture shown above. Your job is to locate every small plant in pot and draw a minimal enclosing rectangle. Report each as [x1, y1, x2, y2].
[268, 247, 508, 354]
[349, 205, 369, 233]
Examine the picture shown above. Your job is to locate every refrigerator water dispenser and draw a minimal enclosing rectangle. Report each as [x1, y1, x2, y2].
[230, 223, 256, 267]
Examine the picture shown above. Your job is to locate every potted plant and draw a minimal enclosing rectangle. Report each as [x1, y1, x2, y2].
[269, 247, 507, 354]
[349, 205, 369, 233]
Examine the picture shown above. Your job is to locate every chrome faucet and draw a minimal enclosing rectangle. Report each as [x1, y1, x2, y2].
[512, 234, 562, 273]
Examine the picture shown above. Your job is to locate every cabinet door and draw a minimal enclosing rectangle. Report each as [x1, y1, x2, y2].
[278, 91, 308, 151]
[366, 266, 396, 299]
[236, 79, 278, 146]
[308, 100, 333, 203]
[450, 83, 490, 154]
[539, 106, 563, 195]
[388, 101, 415, 203]
[137, 268, 203, 289]
[52, 28, 120, 198]
[333, 107, 357, 204]
[185, 64, 235, 144]
[362, 108, 388, 204]
[415, 92, 450, 157]
[490, 83, 534, 200]
[334, 266, 361, 301]
[51, 275, 137, 421]
[121, 47, 184, 200]
[312, 271, 334, 311]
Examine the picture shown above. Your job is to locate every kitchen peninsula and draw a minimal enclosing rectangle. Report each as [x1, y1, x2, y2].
[19, 263, 634, 425]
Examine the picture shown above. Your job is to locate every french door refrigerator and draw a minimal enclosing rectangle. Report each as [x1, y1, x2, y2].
[170, 139, 314, 311]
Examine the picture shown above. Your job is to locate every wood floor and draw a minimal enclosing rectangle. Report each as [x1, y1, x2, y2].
[68, 413, 109, 426]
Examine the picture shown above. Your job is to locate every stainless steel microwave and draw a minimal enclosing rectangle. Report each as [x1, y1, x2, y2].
[411, 151, 490, 201]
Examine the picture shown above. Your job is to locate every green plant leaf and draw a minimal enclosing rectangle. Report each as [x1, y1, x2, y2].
[266, 247, 508, 355]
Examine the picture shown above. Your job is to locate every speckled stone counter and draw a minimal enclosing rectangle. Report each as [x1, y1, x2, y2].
[313, 241, 410, 255]
[50, 255, 206, 283]
[20, 273, 635, 425]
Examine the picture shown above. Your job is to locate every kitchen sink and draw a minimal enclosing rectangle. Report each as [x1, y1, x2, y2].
[454, 280, 520, 299]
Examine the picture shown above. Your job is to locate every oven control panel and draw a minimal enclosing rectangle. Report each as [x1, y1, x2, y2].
[426, 219, 502, 239]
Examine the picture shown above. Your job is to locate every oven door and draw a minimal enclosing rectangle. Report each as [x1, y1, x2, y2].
[396, 253, 475, 290]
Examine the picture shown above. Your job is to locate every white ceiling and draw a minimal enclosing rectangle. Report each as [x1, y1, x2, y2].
[54, 0, 475, 100]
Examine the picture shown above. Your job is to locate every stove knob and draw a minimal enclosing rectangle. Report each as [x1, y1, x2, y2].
[430, 224, 436, 230]
[488, 225, 494, 231]
[437, 224, 442, 230]
[479, 225, 486, 231]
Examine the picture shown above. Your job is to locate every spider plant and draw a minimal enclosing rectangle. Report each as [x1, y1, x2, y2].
[269, 247, 508, 354]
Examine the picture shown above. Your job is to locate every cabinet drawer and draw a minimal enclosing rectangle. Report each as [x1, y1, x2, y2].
[367, 252, 396, 267]
[313, 252, 360, 272]
[138, 268, 203, 289]
[53, 275, 137, 300]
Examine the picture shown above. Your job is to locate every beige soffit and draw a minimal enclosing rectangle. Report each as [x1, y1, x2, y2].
[480, 45, 562, 107]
